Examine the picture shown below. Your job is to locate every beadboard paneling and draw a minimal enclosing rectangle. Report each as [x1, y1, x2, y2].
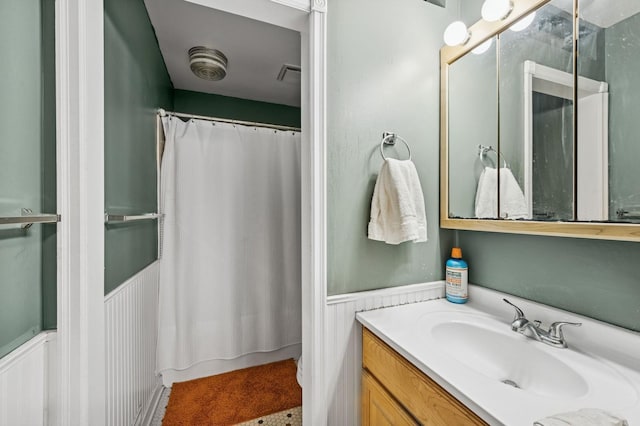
[105, 262, 161, 426]
[325, 282, 444, 425]
[0, 332, 55, 426]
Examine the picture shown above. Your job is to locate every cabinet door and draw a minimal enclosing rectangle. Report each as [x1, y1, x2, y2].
[362, 370, 418, 426]
[363, 328, 487, 425]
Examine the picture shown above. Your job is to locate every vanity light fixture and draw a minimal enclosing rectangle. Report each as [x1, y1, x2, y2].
[509, 11, 537, 31]
[481, 0, 514, 22]
[472, 38, 493, 54]
[444, 21, 471, 47]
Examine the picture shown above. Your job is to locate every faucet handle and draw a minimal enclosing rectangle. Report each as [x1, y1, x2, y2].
[548, 321, 582, 339]
[503, 298, 526, 321]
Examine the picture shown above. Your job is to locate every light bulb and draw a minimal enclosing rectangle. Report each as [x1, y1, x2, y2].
[472, 38, 493, 55]
[481, 0, 513, 22]
[509, 11, 536, 32]
[443, 21, 470, 47]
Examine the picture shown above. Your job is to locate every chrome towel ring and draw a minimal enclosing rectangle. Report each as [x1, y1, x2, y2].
[380, 132, 412, 161]
[478, 144, 508, 168]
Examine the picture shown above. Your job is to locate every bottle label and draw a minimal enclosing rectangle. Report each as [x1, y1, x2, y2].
[446, 267, 468, 298]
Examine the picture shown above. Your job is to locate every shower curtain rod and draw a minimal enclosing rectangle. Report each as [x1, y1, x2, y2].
[157, 109, 301, 132]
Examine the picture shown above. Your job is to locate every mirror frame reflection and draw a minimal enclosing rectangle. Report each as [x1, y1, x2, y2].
[440, 0, 640, 242]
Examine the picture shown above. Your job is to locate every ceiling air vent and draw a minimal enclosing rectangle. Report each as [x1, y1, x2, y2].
[189, 46, 228, 81]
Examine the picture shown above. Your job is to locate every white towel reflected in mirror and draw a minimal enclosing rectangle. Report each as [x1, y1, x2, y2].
[475, 167, 529, 219]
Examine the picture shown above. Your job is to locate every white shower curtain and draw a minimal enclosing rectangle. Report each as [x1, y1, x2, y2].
[157, 117, 301, 374]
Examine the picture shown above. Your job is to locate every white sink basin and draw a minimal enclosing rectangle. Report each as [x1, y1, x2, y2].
[357, 289, 640, 425]
[429, 313, 588, 398]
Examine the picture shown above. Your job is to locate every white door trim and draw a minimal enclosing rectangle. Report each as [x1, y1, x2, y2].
[55, 0, 105, 424]
[304, 2, 328, 425]
[523, 60, 608, 221]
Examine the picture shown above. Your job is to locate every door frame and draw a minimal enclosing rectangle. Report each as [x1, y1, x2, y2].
[56, 0, 105, 424]
[523, 60, 608, 220]
[55, 0, 328, 424]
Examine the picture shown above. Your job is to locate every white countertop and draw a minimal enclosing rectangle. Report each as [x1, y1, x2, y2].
[356, 285, 640, 426]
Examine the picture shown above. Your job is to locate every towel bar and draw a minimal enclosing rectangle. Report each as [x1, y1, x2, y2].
[0, 208, 60, 229]
[616, 209, 640, 220]
[104, 213, 163, 223]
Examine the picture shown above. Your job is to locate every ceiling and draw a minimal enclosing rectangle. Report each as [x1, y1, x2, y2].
[552, 0, 640, 28]
[144, 0, 301, 107]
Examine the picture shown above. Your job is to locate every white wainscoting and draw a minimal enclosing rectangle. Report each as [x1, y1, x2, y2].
[325, 281, 444, 426]
[105, 261, 161, 426]
[0, 331, 56, 426]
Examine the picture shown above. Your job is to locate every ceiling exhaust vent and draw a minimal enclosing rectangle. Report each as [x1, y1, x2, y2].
[189, 46, 228, 81]
[277, 64, 301, 82]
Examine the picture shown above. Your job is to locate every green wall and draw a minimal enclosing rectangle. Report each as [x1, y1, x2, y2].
[0, 0, 56, 357]
[104, 0, 173, 294]
[174, 90, 301, 128]
[458, 231, 640, 331]
[326, 0, 456, 295]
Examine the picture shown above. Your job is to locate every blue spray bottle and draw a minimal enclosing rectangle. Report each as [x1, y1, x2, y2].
[446, 247, 468, 304]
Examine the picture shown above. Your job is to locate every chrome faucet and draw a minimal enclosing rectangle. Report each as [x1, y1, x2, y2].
[503, 299, 581, 348]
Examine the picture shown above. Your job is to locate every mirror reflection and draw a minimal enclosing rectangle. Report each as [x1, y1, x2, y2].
[500, 2, 577, 222]
[448, 36, 498, 219]
[579, 0, 640, 222]
[447, 0, 640, 223]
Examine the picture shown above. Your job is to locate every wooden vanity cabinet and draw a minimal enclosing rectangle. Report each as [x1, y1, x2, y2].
[361, 327, 487, 426]
[362, 370, 419, 426]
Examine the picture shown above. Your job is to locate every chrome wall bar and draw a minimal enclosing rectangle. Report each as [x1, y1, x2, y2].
[0, 209, 60, 229]
[104, 213, 162, 223]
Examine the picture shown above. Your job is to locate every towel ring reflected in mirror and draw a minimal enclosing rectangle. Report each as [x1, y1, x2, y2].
[478, 144, 509, 169]
[380, 132, 412, 161]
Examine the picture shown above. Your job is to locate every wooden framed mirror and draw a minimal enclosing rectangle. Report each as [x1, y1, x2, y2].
[440, 0, 640, 241]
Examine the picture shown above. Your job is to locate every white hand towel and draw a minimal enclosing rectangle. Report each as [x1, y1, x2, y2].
[533, 408, 628, 426]
[474, 167, 497, 219]
[500, 167, 529, 219]
[474, 167, 529, 219]
[368, 158, 427, 244]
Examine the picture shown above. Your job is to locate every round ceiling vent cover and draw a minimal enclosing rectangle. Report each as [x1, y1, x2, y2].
[188, 46, 228, 81]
